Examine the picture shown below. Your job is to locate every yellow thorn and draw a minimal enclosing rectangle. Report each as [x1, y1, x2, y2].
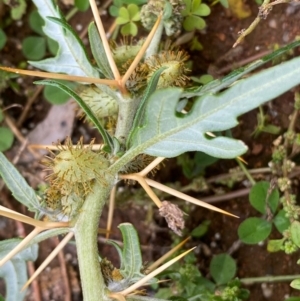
[0, 66, 119, 86]
[21, 232, 74, 291]
[119, 247, 196, 296]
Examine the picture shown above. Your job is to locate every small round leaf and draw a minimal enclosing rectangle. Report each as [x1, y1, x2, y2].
[193, 3, 211, 16]
[273, 209, 290, 233]
[127, 4, 140, 21]
[291, 221, 300, 248]
[210, 254, 236, 285]
[121, 23, 138, 36]
[75, 0, 90, 11]
[0, 127, 14, 152]
[43, 85, 70, 105]
[249, 181, 279, 214]
[238, 217, 272, 244]
[29, 10, 45, 36]
[46, 37, 59, 56]
[22, 36, 46, 60]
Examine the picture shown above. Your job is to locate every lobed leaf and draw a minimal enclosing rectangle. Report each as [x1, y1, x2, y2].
[30, 0, 98, 77]
[128, 55, 300, 159]
[0, 153, 40, 213]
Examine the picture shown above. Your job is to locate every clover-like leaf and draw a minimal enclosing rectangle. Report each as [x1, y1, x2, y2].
[181, 0, 210, 31]
[116, 4, 141, 36]
[126, 54, 300, 159]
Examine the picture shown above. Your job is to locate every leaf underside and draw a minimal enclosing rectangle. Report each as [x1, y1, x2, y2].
[128, 55, 300, 158]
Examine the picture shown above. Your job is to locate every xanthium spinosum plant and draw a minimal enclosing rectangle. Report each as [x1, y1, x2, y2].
[1, 0, 300, 300]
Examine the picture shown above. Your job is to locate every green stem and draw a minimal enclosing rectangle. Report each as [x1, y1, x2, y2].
[241, 274, 300, 284]
[115, 95, 141, 146]
[236, 158, 256, 186]
[74, 181, 114, 301]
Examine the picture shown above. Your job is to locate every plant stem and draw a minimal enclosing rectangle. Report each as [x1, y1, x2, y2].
[241, 274, 300, 284]
[114, 95, 141, 146]
[74, 180, 114, 301]
[236, 158, 256, 186]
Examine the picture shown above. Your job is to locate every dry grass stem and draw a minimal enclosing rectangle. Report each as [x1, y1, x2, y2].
[119, 247, 196, 296]
[147, 237, 190, 272]
[22, 232, 74, 291]
[121, 14, 162, 86]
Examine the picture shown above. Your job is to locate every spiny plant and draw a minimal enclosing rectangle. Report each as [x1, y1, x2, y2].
[1, 0, 300, 300]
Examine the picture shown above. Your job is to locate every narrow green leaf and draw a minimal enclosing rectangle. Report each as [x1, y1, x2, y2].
[209, 254, 236, 285]
[0, 127, 14, 152]
[249, 181, 279, 214]
[0, 153, 40, 213]
[88, 22, 114, 79]
[30, 0, 98, 77]
[182, 39, 300, 98]
[35, 80, 114, 152]
[191, 220, 210, 238]
[129, 55, 300, 158]
[291, 221, 300, 248]
[238, 217, 272, 244]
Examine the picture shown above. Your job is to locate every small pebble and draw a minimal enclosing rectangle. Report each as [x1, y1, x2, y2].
[210, 241, 217, 248]
[282, 32, 290, 43]
[255, 45, 260, 51]
[76, 24, 83, 31]
[214, 233, 221, 240]
[268, 19, 277, 29]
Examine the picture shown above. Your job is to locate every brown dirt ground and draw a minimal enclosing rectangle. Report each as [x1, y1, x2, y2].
[1, 1, 300, 301]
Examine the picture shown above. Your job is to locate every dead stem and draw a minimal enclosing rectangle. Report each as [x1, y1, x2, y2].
[22, 232, 74, 291]
[147, 237, 190, 272]
[119, 248, 196, 296]
[55, 235, 72, 301]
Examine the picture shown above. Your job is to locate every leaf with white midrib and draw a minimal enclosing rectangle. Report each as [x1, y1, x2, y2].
[30, 0, 98, 78]
[128, 56, 300, 158]
[0, 153, 40, 213]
